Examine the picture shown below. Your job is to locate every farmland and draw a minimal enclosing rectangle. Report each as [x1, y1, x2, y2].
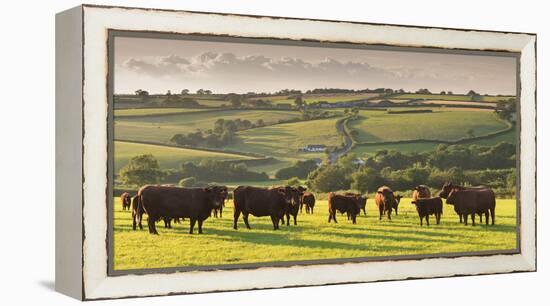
[347, 108, 510, 143]
[391, 93, 515, 102]
[113, 197, 517, 270]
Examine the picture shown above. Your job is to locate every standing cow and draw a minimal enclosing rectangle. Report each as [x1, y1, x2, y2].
[328, 193, 362, 224]
[375, 186, 397, 220]
[302, 192, 316, 214]
[393, 195, 403, 216]
[412, 185, 432, 203]
[345, 192, 368, 216]
[120, 192, 132, 210]
[445, 187, 496, 226]
[212, 190, 229, 218]
[233, 186, 299, 230]
[139, 185, 227, 234]
[439, 182, 494, 224]
[411, 197, 443, 226]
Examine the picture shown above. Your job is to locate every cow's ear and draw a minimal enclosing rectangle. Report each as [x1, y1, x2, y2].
[203, 187, 212, 192]
[411, 201, 416, 204]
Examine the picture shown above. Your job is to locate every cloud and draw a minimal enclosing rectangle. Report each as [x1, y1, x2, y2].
[120, 52, 395, 80]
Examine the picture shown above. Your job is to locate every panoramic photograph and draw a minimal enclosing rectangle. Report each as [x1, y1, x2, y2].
[111, 35, 518, 271]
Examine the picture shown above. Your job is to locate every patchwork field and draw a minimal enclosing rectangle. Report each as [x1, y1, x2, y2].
[391, 93, 515, 102]
[114, 109, 302, 143]
[114, 141, 255, 172]
[114, 108, 212, 117]
[348, 109, 510, 143]
[113, 197, 517, 270]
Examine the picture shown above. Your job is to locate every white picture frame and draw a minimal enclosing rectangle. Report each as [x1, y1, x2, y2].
[55, 4, 536, 300]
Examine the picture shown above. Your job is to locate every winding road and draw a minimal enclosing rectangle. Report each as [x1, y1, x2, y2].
[328, 117, 354, 164]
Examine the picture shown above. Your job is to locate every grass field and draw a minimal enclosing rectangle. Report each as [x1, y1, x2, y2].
[348, 109, 509, 143]
[114, 109, 302, 143]
[114, 141, 255, 172]
[263, 93, 380, 105]
[113, 197, 517, 270]
[226, 117, 343, 160]
[391, 93, 515, 102]
[114, 108, 211, 117]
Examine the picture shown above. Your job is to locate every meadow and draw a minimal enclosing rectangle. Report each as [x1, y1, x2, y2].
[391, 93, 515, 102]
[347, 109, 510, 143]
[113, 197, 517, 270]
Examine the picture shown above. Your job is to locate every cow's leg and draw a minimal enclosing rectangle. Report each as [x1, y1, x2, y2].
[379, 207, 383, 220]
[219, 206, 223, 218]
[333, 213, 338, 223]
[328, 213, 332, 223]
[300, 203, 303, 214]
[197, 219, 203, 234]
[243, 213, 251, 229]
[148, 217, 158, 235]
[286, 213, 290, 226]
[485, 212, 489, 225]
[311, 207, 314, 214]
[463, 214, 468, 225]
[490, 208, 495, 225]
[395, 207, 398, 216]
[352, 214, 357, 224]
[387, 208, 392, 220]
[138, 213, 143, 230]
[459, 214, 463, 223]
[436, 213, 441, 225]
[426, 215, 430, 226]
[420, 216, 423, 226]
[293, 213, 297, 225]
[132, 211, 137, 230]
[233, 210, 240, 230]
[471, 214, 476, 226]
[363, 208, 366, 216]
[270, 215, 278, 230]
[189, 218, 197, 234]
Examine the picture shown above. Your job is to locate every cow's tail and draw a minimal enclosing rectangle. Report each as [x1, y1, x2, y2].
[132, 195, 143, 230]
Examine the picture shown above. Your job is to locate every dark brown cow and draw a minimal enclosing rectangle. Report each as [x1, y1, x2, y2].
[212, 192, 229, 218]
[375, 186, 397, 220]
[445, 187, 496, 226]
[439, 183, 493, 224]
[328, 193, 362, 224]
[393, 195, 403, 216]
[121, 192, 131, 210]
[282, 186, 305, 226]
[345, 192, 367, 216]
[411, 197, 443, 226]
[233, 186, 299, 230]
[302, 192, 316, 214]
[139, 185, 227, 234]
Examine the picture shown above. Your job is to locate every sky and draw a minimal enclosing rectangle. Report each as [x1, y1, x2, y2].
[114, 36, 517, 95]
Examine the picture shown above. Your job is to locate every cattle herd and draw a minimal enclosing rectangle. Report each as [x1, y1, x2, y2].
[118, 182, 497, 235]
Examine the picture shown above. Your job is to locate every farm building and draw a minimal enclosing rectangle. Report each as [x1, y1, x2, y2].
[300, 144, 326, 152]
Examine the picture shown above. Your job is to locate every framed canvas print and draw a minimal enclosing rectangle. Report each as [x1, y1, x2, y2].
[55, 4, 537, 300]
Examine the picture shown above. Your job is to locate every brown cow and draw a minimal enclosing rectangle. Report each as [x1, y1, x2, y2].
[131, 195, 143, 231]
[212, 191, 228, 218]
[345, 192, 367, 216]
[439, 182, 492, 224]
[302, 192, 316, 214]
[233, 186, 299, 230]
[445, 187, 496, 226]
[121, 192, 131, 210]
[375, 186, 396, 220]
[393, 195, 403, 216]
[328, 193, 362, 224]
[411, 197, 443, 226]
[139, 185, 227, 234]
[282, 186, 305, 226]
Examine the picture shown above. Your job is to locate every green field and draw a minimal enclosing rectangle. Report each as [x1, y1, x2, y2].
[113, 197, 517, 270]
[391, 93, 515, 102]
[348, 109, 510, 143]
[264, 93, 380, 105]
[226, 117, 343, 160]
[114, 108, 211, 117]
[114, 109, 302, 143]
[114, 141, 255, 172]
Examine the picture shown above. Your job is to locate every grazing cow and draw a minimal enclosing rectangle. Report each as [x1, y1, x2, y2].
[411, 197, 443, 226]
[345, 192, 368, 216]
[445, 187, 496, 226]
[439, 182, 493, 224]
[328, 193, 362, 224]
[139, 185, 227, 234]
[233, 186, 299, 230]
[302, 192, 316, 214]
[120, 192, 131, 210]
[131, 195, 143, 231]
[375, 186, 397, 220]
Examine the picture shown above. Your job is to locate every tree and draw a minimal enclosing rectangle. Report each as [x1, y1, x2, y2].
[294, 95, 304, 109]
[135, 89, 149, 96]
[118, 154, 164, 187]
[308, 166, 350, 192]
[181, 89, 189, 95]
[229, 95, 242, 107]
[166, 90, 171, 96]
[196, 89, 205, 95]
[179, 177, 197, 187]
[286, 177, 301, 187]
[351, 169, 381, 194]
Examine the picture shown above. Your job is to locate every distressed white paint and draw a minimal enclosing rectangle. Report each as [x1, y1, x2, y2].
[81, 5, 536, 300]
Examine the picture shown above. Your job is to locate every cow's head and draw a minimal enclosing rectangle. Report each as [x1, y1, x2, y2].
[204, 185, 228, 208]
[277, 186, 300, 206]
[445, 189, 459, 205]
[394, 194, 403, 208]
[356, 196, 367, 212]
[438, 182, 453, 198]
